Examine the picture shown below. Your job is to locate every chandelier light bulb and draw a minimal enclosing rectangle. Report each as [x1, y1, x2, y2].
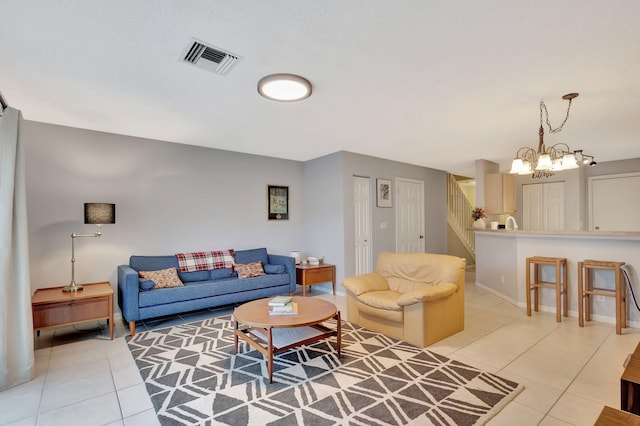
[535, 153, 553, 170]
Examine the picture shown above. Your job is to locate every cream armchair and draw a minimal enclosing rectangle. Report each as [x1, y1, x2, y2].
[342, 252, 466, 347]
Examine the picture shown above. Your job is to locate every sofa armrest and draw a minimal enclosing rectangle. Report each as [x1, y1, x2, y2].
[342, 273, 389, 296]
[397, 282, 458, 306]
[267, 253, 296, 293]
[117, 264, 141, 322]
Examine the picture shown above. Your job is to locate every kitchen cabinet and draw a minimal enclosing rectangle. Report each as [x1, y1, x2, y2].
[485, 173, 515, 214]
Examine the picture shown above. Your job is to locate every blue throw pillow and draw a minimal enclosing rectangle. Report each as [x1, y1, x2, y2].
[139, 279, 156, 291]
[210, 268, 233, 280]
[264, 264, 285, 274]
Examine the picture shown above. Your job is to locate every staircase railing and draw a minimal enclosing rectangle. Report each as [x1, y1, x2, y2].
[447, 174, 475, 257]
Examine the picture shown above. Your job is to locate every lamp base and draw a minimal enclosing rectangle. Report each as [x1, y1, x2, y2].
[62, 283, 84, 292]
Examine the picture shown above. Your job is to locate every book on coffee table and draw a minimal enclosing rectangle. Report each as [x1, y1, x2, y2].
[268, 296, 292, 306]
[268, 302, 298, 316]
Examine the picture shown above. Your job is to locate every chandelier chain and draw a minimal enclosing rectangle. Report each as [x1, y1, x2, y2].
[539, 98, 573, 134]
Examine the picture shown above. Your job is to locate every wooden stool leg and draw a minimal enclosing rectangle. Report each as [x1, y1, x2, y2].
[526, 258, 532, 316]
[586, 267, 593, 322]
[563, 261, 568, 317]
[615, 267, 622, 335]
[578, 261, 584, 327]
[616, 267, 628, 328]
[534, 263, 540, 312]
[555, 259, 561, 322]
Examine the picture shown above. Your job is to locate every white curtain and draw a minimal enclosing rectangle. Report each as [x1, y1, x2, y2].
[0, 107, 34, 391]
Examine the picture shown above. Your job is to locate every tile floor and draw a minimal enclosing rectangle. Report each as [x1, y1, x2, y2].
[1, 273, 638, 425]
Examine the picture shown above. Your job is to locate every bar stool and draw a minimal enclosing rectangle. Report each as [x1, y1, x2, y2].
[526, 256, 568, 322]
[578, 259, 626, 334]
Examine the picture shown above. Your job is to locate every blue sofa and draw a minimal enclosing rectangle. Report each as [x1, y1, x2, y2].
[117, 248, 295, 335]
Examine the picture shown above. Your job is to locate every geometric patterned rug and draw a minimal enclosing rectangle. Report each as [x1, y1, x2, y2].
[126, 315, 523, 426]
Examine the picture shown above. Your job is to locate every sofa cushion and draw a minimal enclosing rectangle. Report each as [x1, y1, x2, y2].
[264, 264, 285, 274]
[235, 261, 266, 279]
[210, 268, 234, 280]
[234, 248, 269, 266]
[138, 273, 290, 307]
[396, 282, 458, 306]
[139, 267, 184, 289]
[376, 252, 466, 291]
[357, 299, 403, 323]
[358, 290, 403, 311]
[130, 255, 208, 283]
[139, 279, 156, 291]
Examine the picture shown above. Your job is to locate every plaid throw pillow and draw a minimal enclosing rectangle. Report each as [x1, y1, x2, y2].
[235, 261, 266, 279]
[176, 249, 235, 272]
[139, 267, 184, 289]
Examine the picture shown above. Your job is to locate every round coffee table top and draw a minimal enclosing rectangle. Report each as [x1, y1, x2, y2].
[233, 296, 337, 328]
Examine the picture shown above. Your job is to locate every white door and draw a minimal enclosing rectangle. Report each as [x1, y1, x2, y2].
[590, 173, 640, 231]
[353, 176, 372, 275]
[544, 182, 565, 230]
[523, 182, 565, 230]
[396, 178, 425, 253]
[523, 184, 544, 230]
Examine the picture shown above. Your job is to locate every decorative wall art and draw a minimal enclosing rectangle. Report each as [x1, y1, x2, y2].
[268, 185, 289, 220]
[377, 179, 392, 208]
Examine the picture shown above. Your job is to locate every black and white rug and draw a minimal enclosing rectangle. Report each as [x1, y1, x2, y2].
[127, 315, 523, 425]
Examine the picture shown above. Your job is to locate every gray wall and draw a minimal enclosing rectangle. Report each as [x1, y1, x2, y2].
[23, 121, 450, 307]
[23, 121, 305, 298]
[341, 152, 447, 280]
[302, 152, 345, 292]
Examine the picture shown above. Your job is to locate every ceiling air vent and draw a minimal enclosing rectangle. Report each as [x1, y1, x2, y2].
[180, 38, 242, 76]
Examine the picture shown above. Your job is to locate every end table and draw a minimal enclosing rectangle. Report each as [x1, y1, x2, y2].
[296, 263, 336, 296]
[32, 281, 114, 340]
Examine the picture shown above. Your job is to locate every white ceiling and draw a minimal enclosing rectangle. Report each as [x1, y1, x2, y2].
[2, 1, 639, 177]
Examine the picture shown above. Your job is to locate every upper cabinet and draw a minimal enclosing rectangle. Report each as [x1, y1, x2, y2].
[485, 173, 516, 214]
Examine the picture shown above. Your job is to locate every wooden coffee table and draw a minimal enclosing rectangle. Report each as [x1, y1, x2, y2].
[233, 296, 341, 383]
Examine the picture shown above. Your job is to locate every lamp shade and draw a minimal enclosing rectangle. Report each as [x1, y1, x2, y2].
[550, 158, 564, 171]
[518, 160, 533, 175]
[509, 158, 523, 174]
[562, 153, 579, 169]
[84, 203, 116, 225]
[535, 153, 553, 170]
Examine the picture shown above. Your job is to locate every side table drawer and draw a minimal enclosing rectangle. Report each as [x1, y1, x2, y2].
[299, 268, 334, 284]
[33, 297, 109, 329]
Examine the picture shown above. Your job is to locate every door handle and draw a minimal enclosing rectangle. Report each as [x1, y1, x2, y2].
[419, 235, 424, 239]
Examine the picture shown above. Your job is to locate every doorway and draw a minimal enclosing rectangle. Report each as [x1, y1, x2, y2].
[396, 178, 425, 253]
[353, 176, 372, 275]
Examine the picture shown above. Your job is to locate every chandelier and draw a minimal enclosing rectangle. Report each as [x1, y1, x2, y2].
[509, 93, 596, 179]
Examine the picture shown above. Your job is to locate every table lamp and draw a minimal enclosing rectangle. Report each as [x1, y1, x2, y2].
[63, 203, 116, 292]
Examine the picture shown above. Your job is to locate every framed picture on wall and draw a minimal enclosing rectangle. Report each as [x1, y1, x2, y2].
[376, 178, 392, 208]
[268, 185, 289, 220]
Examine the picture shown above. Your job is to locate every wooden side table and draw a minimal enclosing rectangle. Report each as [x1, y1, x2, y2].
[622, 343, 640, 414]
[32, 281, 114, 340]
[296, 264, 336, 296]
[595, 406, 640, 425]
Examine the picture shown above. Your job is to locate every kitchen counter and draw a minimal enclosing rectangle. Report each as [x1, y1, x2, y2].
[474, 229, 640, 327]
[474, 229, 640, 241]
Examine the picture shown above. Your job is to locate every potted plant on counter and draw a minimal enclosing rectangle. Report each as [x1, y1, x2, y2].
[472, 207, 487, 229]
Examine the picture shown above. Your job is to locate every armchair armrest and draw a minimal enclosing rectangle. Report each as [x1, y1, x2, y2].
[342, 272, 389, 296]
[397, 282, 458, 306]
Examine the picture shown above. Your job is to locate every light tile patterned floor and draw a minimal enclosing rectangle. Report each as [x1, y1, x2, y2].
[1, 273, 637, 425]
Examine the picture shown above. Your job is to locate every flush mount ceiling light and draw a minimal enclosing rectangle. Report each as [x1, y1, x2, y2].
[258, 74, 312, 102]
[509, 93, 596, 179]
